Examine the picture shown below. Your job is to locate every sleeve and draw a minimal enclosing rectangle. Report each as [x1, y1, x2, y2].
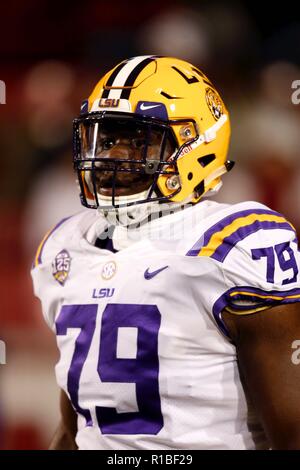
[31, 216, 73, 330]
[194, 205, 300, 337]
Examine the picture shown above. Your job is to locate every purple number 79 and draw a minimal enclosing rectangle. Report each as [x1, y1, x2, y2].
[56, 303, 163, 435]
[251, 241, 298, 285]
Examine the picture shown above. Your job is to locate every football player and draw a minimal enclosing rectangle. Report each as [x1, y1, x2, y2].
[32, 56, 300, 450]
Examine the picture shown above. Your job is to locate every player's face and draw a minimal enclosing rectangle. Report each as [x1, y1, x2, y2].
[80, 119, 175, 197]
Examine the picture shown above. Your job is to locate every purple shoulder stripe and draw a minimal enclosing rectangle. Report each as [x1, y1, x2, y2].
[186, 208, 294, 259]
[211, 221, 294, 262]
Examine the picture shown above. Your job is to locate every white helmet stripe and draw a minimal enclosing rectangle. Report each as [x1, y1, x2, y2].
[106, 55, 155, 99]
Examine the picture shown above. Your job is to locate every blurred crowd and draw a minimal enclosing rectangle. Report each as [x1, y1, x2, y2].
[1, 0, 300, 449]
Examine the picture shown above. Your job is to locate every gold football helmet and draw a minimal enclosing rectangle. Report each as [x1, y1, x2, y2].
[73, 55, 233, 209]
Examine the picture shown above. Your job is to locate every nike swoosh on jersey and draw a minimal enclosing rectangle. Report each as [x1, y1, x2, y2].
[140, 103, 161, 110]
[144, 265, 169, 279]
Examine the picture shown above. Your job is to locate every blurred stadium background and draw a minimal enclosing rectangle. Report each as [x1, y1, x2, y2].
[1, 0, 300, 449]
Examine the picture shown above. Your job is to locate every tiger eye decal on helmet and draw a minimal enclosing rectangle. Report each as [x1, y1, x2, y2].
[205, 87, 224, 121]
[73, 56, 233, 210]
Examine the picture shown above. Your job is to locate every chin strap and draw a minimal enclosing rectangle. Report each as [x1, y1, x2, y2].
[204, 161, 233, 187]
[202, 160, 235, 197]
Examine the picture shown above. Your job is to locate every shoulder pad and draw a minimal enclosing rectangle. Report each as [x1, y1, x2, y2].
[32, 210, 98, 268]
[186, 201, 295, 262]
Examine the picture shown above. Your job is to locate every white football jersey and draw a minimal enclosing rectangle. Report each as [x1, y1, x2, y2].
[31, 200, 300, 450]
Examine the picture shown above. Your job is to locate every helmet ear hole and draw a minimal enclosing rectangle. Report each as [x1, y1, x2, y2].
[194, 180, 205, 198]
[197, 154, 216, 168]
